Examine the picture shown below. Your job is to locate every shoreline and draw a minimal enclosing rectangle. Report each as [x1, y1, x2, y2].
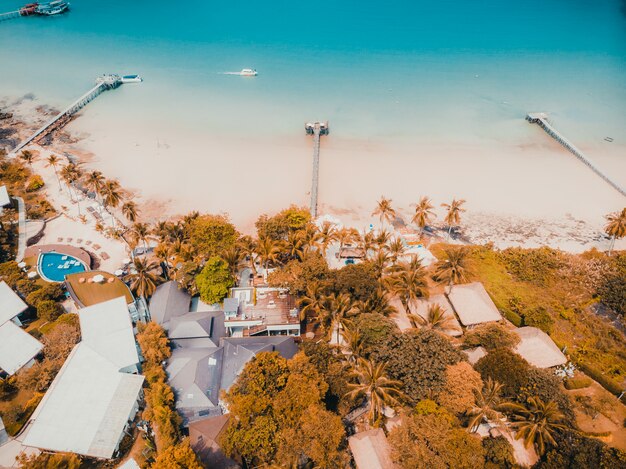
[1, 94, 625, 254]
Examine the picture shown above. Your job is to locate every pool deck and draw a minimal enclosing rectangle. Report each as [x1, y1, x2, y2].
[24, 244, 92, 268]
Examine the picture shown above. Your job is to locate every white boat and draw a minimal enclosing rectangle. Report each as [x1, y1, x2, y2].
[121, 74, 143, 83]
[36, 0, 69, 15]
[239, 69, 258, 77]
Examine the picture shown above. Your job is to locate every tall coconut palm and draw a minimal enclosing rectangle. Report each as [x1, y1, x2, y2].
[102, 179, 122, 226]
[375, 229, 391, 251]
[410, 303, 459, 334]
[441, 198, 466, 240]
[19, 150, 35, 169]
[46, 154, 62, 191]
[467, 378, 516, 433]
[341, 323, 365, 364]
[222, 246, 244, 283]
[385, 260, 429, 316]
[318, 221, 338, 257]
[511, 396, 567, 455]
[359, 230, 377, 259]
[371, 250, 391, 279]
[60, 163, 84, 214]
[298, 223, 321, 252]
[132, 222, 151, 251]
[125, 257, 161, 298]
[372, 196, 396, 228]
[286, 230, 306, 260]
[85, 170, 105, 202]
[297, 281, 327, 322]
[354, 287, 395, 316]
[121, 200, 139, 224]
[386, 238, 405, 264]
[256, 236, 282, 274]
[604, 207, 626, 255]
[238, 235, 258, 276]
[328, 292, 355, 344]
[346, 358, 405, 426]
[412, 196, 435, 237]
[433, 247, 470, 293]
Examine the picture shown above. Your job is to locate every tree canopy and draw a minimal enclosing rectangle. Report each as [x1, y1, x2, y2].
[195, 256, 234, 304]
[185, 214, 238, 259]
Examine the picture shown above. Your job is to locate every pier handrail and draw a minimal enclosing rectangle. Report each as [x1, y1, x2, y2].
[526, 113, 626, 197]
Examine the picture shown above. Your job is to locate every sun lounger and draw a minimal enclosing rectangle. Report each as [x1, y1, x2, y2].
[57, 237, 64, 242]
[101, 252, 110, 260]
[61, 256, 68, 260]
[77, 239, 83, 244]
[93, 244, 101, 250]
[67, 238, 73, 243]
[85, 240, 92, 245]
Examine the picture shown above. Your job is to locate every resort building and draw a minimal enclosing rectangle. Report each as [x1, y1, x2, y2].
[413, 294, 462, 337]
[226, 287, 301, 337]
[78, 296, 141, 373]
[149, 281, 192, 327]
[513, 327, 567, 368]
[447, 282, 502, 328]
[336, 245, 366, 266]
[168, 311, 226, 349]
[167, 336, 297, 424]
[22, 297, 144, 459]
[0, 282, 43, 376]
[189, 415, 238, 468]
[348, 428, 397, 469]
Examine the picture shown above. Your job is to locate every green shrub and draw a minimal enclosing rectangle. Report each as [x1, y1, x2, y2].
[523, 306, 555, 333]
[498, 247, 564, 285]
[564, 376, 592, 390]
[36, 300, 63, 322]
[463, 323, 520, 351]
[25, 175, 44, 192]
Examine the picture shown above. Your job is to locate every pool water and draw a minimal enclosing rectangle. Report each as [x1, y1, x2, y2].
[38, 252, 87, 282]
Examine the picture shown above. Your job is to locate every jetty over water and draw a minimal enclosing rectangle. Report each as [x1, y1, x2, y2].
[9, 75, 125, 157]
[526, 113, 625, 197]
[305, 121, 329, 217]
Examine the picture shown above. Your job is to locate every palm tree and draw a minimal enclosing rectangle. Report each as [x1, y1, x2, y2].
[85, 170, 105, 202]
[341, 323, 365, 364]
[346, 358, 405, 426]
[385, 259, 429, 316]
[412, 196, 435, 237]
[386, 238, 405, 264]
[125, 257, 161, 298]
[102, 179, 122, 226]
[19, 150, 35, 169]
[286, 230, 305, 260]
[132, 222, 151, 251]
[122, 200, 139, 224]
[359, 230, 377, 259]
[371, 250, 391, 279]
[298, 223, 321, 252]
[318, 221, 338, 257]
[354, 287, 395, 316]
[222, 246, 244, 283]
[46, 154, 62, 191]
[433, 247, 470, 293]
[372, 196, 396, 228]
[256, 236, 282, 274]
[410, 303, 459, 334]
[604, 207, 626, 255]
[467, 378, 515, 433]
[336, 227, 358, 252]
[60, 163, 84, 214]
[441, 198, 466, 240]
[238, 235, 258, 276]
[375, 229, 391, 251]
[511, 396, 567, 455]
[328, 292, 355, 344]
[297, 281, 326, 321]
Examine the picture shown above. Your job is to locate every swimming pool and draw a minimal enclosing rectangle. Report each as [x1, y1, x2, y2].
[38, 252, 88, 282]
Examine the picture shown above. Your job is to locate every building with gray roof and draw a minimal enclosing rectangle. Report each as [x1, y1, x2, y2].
[168, 311, 226, 349]
[148, 281, 191, 326]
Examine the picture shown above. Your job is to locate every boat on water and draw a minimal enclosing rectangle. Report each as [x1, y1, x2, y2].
[36, 0, 69, 15]
[19, 3, 39, 15]
[121, 75, 143, 83]
[239, 68, 258, 76]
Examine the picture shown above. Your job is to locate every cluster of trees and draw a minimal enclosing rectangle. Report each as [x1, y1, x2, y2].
[221, 352, 347, 467]
[136, 322, 202, 469]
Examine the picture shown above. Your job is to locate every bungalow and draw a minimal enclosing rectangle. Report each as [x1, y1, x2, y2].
[189, 415, 238, 468]
[447, 282, 502, 328]
[413, 294, 462, 337]
[0, 282, 43, 376]
[348, 428, 397, 469]
[148, 280, 192, 326]
[513, 327, 567, 369]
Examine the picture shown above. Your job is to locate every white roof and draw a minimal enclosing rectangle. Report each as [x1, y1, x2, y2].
[117, 458, 141, 469]
[464, 346, 487, 365]
[0, 281, 28, 326]
[403, 245, 437, 267]
[514, 327, 567, 368]
[22, 343, 144, 459]
[0, 321, 43, 375]
[79, 297, 139, 371]
[349, 429, 397, 469]
[413, 294, 462, 337]
[0, 186, 9, 207]
[448, 282, 502, 326]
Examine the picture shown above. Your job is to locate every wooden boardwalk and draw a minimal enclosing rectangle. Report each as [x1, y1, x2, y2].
[526, 113, 625, 197]
[305, 122, 329, 217]
[0, 10, 21, 21]
[9, 75, 123, 157]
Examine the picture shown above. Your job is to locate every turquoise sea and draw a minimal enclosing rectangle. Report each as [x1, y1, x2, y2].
[1, 0, 625, 232]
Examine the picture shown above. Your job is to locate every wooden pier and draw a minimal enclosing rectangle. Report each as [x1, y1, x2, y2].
[10, 75, 124, 157]
[526, 113, 625, 197]
[305, 121, 329, 217]
[0, 10, 21, 21]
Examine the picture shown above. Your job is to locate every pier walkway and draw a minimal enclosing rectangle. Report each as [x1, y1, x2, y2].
[305, 122, 329, 218]
[15, 196, 26, 262]
[526, 113, 625, 197]
[9, 75, 123, 157]
[0, 10, 21, 21]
